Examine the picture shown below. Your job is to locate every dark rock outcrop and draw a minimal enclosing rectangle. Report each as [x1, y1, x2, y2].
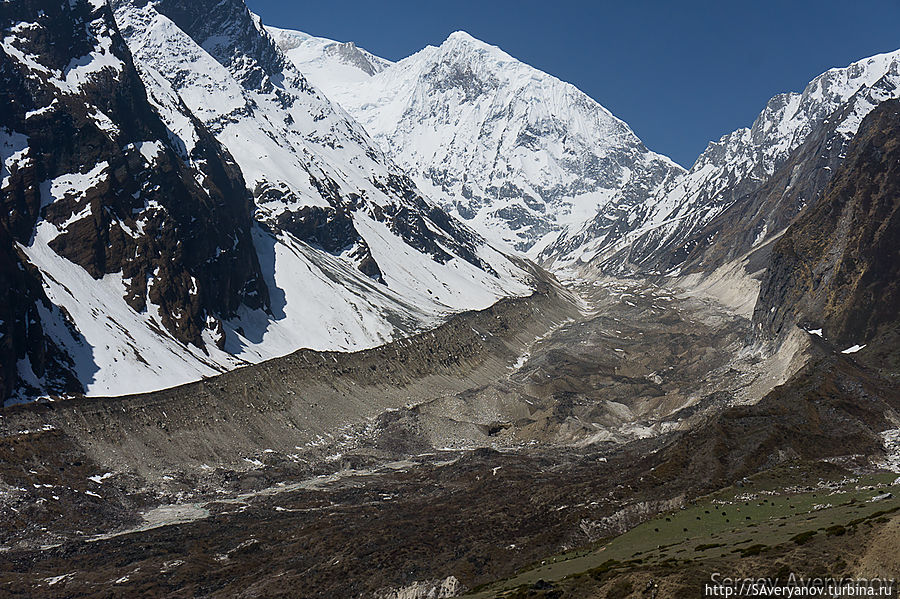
[0, 0, 270, 400]
[753, 99, 900, 349]
[0, 227, 81, 400]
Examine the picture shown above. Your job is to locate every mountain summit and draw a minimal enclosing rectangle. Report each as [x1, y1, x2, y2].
[273, 28, 684, 255]
[0, 0, 531, 403]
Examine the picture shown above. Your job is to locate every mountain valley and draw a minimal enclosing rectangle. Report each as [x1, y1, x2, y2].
[1, 1, 899, 597]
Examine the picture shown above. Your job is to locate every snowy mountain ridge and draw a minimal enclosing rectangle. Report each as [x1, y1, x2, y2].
[276, 25, 900, 279]
[0, 0, 531, 403]
[544, 48, 900, 272]
[5, 0, 899, 406]
[266, 25, 392, 85]
[272, 27, 685, 255]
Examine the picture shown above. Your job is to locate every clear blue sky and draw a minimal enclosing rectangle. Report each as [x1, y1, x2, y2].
[246, 0, 900, 168]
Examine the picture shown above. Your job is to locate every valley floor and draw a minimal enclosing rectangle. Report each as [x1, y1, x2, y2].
[0, 276, 897, 597]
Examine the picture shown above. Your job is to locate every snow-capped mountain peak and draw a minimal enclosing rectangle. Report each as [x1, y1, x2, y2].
[543, 46, 900, 274]
[273, 27, 684, 255]
[267, 25, 392, 88]
[431, 29, 513, 63]
[0, 0, 532, 404]
[446, 30, 478, 43]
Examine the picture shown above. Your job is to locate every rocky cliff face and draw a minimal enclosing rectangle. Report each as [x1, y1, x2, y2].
[1, 0, 270, 401]
[0, 226, 81, 402]
[0, 0, 532, 403]
[753, 99, 900, 351]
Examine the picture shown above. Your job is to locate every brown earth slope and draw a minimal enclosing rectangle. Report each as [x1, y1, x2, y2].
[753, 99, 900, 355]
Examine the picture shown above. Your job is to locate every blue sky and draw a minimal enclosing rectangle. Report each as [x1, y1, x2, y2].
[246, 0, 900, 168]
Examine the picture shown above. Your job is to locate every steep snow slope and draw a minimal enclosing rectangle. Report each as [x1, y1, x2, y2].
[547, 49, 900, 273]
[1, 0, 276, 402]
[109, 0, 532, 356]
[0, 0, 531, 403]
[267, 26, 391, 87]
[271, 28, 683, 255]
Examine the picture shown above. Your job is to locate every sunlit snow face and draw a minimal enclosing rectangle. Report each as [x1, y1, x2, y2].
[275, 26, 684, 257]
[5, 0, 534, 401]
